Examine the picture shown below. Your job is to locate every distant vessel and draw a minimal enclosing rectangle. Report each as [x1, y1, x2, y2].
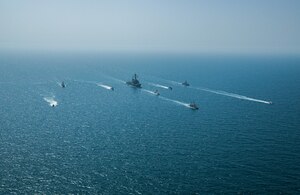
[110, 87, 114, 91]
[61, 81, 66, 88]
[189, 102, 199, 110]
[168, 86, 173, 90]
[182, 80, 190, 86]
[154, 89, 160, 96]
[126, 74, 141, 88]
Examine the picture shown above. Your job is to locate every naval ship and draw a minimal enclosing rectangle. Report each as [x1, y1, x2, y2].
[126, 74, 141, 88]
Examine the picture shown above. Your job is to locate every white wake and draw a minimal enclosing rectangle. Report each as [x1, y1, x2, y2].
[148, 83, 171, 90]
[97, 83, 114, 90]
[73, 79, 97, 84]
[104, 76, 126, 84]
[44, 97, 58, 107]
[192, 87, 272, 104]
[141, 89, 157, 95]
[159, 96, 190, 108]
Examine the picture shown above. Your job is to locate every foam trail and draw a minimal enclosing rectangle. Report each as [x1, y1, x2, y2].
[73, 79, 97, 84]
[101, 75, 126, 84]
[111, 78, 126, 84]
[148, 75, 181, 85]
[192, 87, 272, 104]
[159, 96, 190, 108]
[56, 81, 62, 87]
[44, 97, 58, 107]
[148, 83, 171, 90]
[32, 81, 52, 85]
[97, 83, 114, 90]
[52, 78, 64, 87]
[168, 80, 182, 85]
[142, 88, 195, 109]
[141, 89, 156, 95]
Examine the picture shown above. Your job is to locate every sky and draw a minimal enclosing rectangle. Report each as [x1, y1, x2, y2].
[0, 0, 300, 54]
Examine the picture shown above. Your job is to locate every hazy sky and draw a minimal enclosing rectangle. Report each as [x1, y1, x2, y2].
[1, 0, 300, 54]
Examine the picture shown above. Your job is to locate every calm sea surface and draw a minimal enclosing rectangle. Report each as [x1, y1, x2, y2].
[1, 52, 300, 194]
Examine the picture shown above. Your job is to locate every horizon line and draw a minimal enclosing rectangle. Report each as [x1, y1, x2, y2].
[1, 47, 300, 57]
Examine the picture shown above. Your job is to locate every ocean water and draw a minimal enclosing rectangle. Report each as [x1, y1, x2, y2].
[0, 52, 300, 194]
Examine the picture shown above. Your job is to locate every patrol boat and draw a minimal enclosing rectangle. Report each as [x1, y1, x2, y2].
[61, 81, 66, 88]
[154, 90, 160, 96]
[182, 80, 190, 86]
[189, 102, 199, 110]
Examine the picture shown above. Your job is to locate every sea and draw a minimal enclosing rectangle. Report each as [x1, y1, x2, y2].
[0, 52, 300, 194]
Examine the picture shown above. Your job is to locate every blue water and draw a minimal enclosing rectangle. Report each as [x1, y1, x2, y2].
[1, 52, 300, 194]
